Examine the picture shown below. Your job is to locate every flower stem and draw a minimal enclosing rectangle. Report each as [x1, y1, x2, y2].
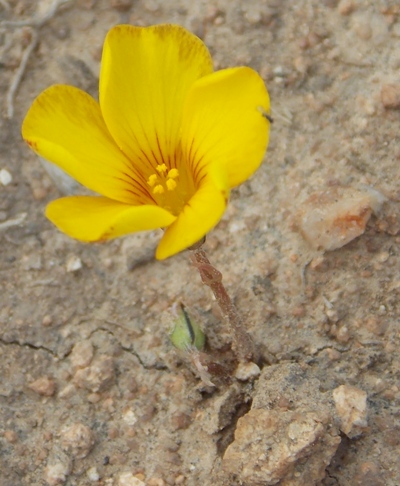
[190, 246, 256, 363]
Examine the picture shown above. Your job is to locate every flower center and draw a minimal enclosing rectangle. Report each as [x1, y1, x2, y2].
[146, 163, 194, 215]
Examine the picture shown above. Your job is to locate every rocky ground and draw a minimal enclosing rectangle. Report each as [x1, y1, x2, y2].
[1, 0, 400, 485]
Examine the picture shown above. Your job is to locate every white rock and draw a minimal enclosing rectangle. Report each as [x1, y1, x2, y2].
[44, 462, 70, 485]
[87, 466, 100, 481]
[66, 255, 83, 272]
[122, 409, 138, 426]
[117, 472, 146, 486]
[235, 362, 261, 381]
[0, 169, 12, 186]
[333, 385, 368, 438]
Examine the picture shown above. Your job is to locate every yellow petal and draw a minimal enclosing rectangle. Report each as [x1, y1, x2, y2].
[46, 196, 176, 242]
[22, 85, 151, 205]
[99, 24, 213, 176]
[181, 67, 270, 189]
[156, 167, 229, 260]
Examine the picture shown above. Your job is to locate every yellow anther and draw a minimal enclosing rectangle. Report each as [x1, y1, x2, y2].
[156, 164, 168, 174]
[153, 184, 165, 195]
[168, 168, 179, 179]
[166, 178, 177, 191]
[147, 174, 158, 187]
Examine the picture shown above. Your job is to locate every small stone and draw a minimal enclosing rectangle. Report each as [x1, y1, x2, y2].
[244, 8, 262, 25]
[0, 168, 12, 186]
[58, 384, 76, 399]
[298, 187, 385, 251]
[122, 409, 138, 426]
[234, 362, 261, 381]
[28, 376, 56, 397]
[87, 392, 101, 403]
[70, 341, 94, 369]
[336, 325, 351, 343]
[381, 84, 400, 109]
[73, 355, 115, 392]
[66, 255, 83, 273]
[44, 461, 71, 485]
[117, 472, 146, 486]
[333, 385, 368, 438]
[42, 315, 53, 327]
[86, 466, 100, 481]
[60, 423, 95, 459]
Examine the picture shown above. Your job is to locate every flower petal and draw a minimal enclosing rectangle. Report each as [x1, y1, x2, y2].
[156, 166, 229, 260]
[99, 24, 213, 176]
[22, 85, 152, 205]
[46, 196, 176, 242]
[181, 67, 270, 189]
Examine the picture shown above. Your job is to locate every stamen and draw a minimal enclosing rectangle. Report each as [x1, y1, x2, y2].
[168, 168, 179, 179]
[153, 184, 165, 194]
[147, 174, 158, 187]
[166, 178, 177, 191]
[156, 164, 168, 174]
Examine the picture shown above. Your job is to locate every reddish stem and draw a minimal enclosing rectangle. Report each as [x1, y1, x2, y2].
[190, 247, 256, 362]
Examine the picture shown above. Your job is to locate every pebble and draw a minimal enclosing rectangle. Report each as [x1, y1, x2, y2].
[122, 409, 138, 426]
[70, 340, 94, 369]
[86, 466, 100, 481]
[61, 423, 95, 459]
[381, 84, 400, 109]
[42, 315, 53, 327]
[333, 385, 368, 438]
[28, 376, 56, 397]
[44, 459, 71, 485]
[234, 361, 261, 381]
[298, 187, 385, 251]
[73, 355, 115, 392]
[0, 168, 12, 186]
[117, 472, 146, 486]
[66, 255, 83, 273]
[58, 383, 77, 399]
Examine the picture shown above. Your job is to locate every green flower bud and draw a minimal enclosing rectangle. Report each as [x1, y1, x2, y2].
[170, 305, 205, 351]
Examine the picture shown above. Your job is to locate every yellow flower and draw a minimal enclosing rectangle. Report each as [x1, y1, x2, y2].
[22, 24, 270, 260]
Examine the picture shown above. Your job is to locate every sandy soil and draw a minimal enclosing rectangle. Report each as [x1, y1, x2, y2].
[1, 0, 400, 485]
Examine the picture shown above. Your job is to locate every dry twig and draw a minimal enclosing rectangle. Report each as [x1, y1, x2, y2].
[5, 30, 39, 119]
[2, 0, 72, 118]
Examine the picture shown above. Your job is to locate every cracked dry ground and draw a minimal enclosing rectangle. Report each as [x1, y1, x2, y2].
[1, 0, 400, 485]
